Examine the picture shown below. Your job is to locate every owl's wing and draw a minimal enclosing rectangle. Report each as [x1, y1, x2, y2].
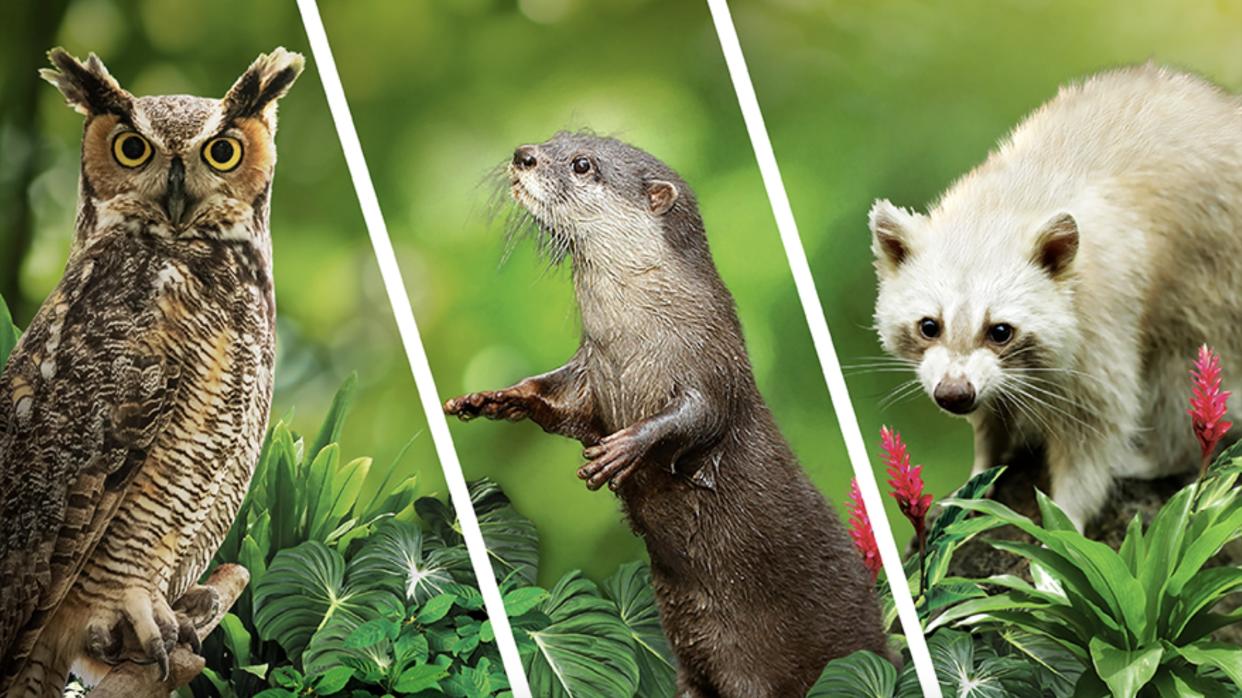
[0, 265, 183, 673]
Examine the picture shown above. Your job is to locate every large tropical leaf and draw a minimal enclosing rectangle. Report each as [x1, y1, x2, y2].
[928, 629, 1036, 698]
[997, 628, 1084, 696]
[601, 562, 676, 697]
[808, 650, 897, 697]
[522, 571, 640, 698]
[253, 540, 401, 660]
[417, 478, 539, 585]
[348, 519, 470, 603]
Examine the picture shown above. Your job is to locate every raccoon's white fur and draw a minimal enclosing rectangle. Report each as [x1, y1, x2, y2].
[871, 64, 1242, 529]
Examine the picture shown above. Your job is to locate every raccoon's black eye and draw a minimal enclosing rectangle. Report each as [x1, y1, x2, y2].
[572, 157, 591, 175]
[987, 323, 1014, 345]
[918, 318, 940, 339]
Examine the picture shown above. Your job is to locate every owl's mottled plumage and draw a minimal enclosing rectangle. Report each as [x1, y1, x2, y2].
[0, 47, 302, 696]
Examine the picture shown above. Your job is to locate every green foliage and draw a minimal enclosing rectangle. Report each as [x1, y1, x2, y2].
[811, 629, 1069, 697]
[0, 294, 21, 369]
[193, 376, 676, 697]
[929, 449, 1242, 697]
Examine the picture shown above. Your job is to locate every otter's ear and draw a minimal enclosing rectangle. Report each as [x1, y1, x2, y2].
[1032, 212, 1078, 278]
[40, 48, 133, 117]
[223, 47, 305, 123]
[646, 180, 679, 216]
[869, 199, 918, 271]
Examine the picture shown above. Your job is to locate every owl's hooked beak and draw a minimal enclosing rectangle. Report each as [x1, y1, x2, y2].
[162, 157, 193, 228]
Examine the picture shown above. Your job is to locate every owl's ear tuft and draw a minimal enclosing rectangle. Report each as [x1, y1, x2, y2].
[40, 48, 133, 117]
[223, 47, 305, 123]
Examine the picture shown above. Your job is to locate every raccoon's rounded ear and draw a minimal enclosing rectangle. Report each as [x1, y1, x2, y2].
[1033, 213, 1079, 278]
[646, 180, 679, 216]
[869, 199, 916, 270]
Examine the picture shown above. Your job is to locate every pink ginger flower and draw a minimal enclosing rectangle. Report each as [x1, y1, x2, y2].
[881, 426, 933, 535]
[847, 478, 883, 581]
[1189, 344, 1232, 474]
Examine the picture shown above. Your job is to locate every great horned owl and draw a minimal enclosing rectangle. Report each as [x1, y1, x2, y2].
[0, 47, 302, 696]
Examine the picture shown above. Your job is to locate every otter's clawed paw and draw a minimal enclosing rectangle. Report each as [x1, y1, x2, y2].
[580, 428, 644, 491]
[444, 391, 530, 422]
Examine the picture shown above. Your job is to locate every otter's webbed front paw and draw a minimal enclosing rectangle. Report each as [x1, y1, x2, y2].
[444, 390, 532, 422]
[579, 427, 646, 491]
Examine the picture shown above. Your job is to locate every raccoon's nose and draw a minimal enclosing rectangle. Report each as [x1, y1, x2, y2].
[934, 378, 976, 415]
[513, 146, 537, 170]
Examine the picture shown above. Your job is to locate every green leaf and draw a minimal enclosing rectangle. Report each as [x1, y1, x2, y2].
[416, 593, 457, 624]
[308, 372, 357, 464]
[345, 617, 396, 649]
[522, 570, 640, 698]
[270, 665, 304, 690]
[393, 663, 449, 693]
[1088, 637, 1161, 698]
[312, 666, 354, 695]
[927, 629, 1034, 698]
[1176, 641, 1242, 688]
[997, 628, 1085, 696]
[217, 612, 253, 666]
[418, 479, 540, 585]
[1169, 566, 1242, 642]
[348, 519, 467, 603]
[602, 562, 677, 698]
[253, 540, 400, 661]
[503, 587, 550, 617]
[808, 650, 897, 697]
[0, 294, 21, 368]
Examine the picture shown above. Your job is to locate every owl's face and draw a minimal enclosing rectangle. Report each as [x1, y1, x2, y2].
[43, 48, 304, 243]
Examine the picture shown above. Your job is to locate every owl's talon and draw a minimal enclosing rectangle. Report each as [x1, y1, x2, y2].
[176, 613, 202, 655]
[85, 622, 124, 666]
[174, 584, 221, 629]
[145, 635, 170, 681]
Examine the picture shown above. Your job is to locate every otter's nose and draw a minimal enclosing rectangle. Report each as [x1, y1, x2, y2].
[934, 378, 976, 415]
[513, 146, 537, 170]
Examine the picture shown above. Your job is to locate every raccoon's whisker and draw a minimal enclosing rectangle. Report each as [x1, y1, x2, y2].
[844, 367, 919, 376]
[1008, 367, 1110, 387]
[1005, 379, 1103, 438]
[878, 379, 923, 410]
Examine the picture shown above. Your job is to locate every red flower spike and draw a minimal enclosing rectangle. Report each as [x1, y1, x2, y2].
[881, 426, 933, 526]
[1189, 344, 1232, 473]
[847, 478, 882, 580]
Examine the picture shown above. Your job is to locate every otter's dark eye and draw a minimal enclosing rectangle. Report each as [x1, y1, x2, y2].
[571, 157, 591, 175]
[918, 317, 940, 340]
[987, 323, 1014, 345]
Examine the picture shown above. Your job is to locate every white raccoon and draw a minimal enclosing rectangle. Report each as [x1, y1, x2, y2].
[870, 64, 1242, 530]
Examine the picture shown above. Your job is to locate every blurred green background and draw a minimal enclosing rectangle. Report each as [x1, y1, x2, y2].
[0, 1, 444, 512]
[321, 0, 858, 585]
[732, 0, 1242, 541]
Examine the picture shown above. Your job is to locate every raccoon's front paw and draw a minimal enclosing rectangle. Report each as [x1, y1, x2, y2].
[580, 427, 644, 491]
[444, 390, 531, 422]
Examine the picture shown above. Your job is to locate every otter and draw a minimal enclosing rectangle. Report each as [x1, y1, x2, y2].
[870, 64, 1242, 531]
[445, 131, 888, 697]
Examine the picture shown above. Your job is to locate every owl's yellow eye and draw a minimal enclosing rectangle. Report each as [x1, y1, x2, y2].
[202, 137, 243, 172]
[112, 132, 152, 168]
